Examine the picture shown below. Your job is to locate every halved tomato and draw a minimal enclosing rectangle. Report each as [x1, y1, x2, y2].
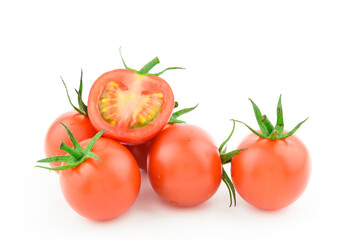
[88, 69, 174, 144]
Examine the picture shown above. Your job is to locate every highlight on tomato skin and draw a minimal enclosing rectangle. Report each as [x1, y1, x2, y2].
[87, 69, 175, 145]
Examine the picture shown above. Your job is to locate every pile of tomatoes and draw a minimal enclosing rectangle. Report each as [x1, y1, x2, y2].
[37, 50, 311, 221]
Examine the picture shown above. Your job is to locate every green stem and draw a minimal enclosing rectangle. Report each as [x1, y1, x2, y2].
[150, 67, 185, 76]
[236, 95, 308, 140]
[138, 57, 160, 75]
[168, 103, 198, 124]
[260, 115, 274, 133]
[268, 130, 279, 140]
[222, 167, 237, 207]
[119, 47, 183, 76]
[36, 125, 105, 171]
[60, 70, 88, 116]
[274, 94, 284, 134]
[219, 120, 236, 154]
[60, 143, 83, 160]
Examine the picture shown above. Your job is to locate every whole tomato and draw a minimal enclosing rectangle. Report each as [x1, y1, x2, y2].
[148, 124, 222, 207]
[38, 126, 141, 221]
[148, 123, 239, 207]
[231, 133, 311, 210]
[60, 137, 140, 220]
[232, 96, 311, 210]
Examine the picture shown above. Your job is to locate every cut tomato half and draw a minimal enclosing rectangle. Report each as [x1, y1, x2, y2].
[88, 69, 174, 144]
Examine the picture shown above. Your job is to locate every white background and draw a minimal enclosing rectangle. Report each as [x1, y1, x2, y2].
[1, 0, 358, 239]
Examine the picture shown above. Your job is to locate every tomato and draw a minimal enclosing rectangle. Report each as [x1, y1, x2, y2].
[148, 124, 222, 207]
[59, 137, 141, 220]
[231, 133, 311, 210]
[87, 61, 175, 144]
[126, 123, 173, 171]
[126, 140, 152, 171]
[44, 110, 97, 168]
[231, 95, 311, 210]
[126, 104, 198, 171]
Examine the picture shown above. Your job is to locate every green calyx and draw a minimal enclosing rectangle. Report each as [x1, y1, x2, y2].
[119, 47, 184, 76]
[168, 102, 198, 124]
[233, 95, 308, 140]
[61, 69, 88, 116]
[36, 123, 105, 171]
[219, 120, 246, 207]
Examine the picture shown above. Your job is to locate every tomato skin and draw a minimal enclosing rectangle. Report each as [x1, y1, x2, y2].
[60, 137, 141, 221]
[87, 69, 174, 145]
[126, 140, 152, 171]
[148, 124, 222, 207]
[44, 111, 97, 168]
[231, 132, 311, 210]
[126, 123, 173, 171]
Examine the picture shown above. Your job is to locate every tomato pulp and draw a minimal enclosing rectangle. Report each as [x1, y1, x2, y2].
[88, 69, 174, 144]
[231, 133, 311, 210]
[148, 124, 222, 207]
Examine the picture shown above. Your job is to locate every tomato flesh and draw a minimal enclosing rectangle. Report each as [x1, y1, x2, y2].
[88, 69, 174, 144]
[98, 80, 164, 129]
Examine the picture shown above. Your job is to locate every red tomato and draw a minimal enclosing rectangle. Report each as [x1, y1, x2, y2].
[44, 110, 97, 168]
[148, 124, 222, 207]
[87, 69, 174, 144]
[231, 133, 311, 210]
[60, 137, 141, 221]
[126, 123, 173, 171]
[126, 140, 152, 171]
